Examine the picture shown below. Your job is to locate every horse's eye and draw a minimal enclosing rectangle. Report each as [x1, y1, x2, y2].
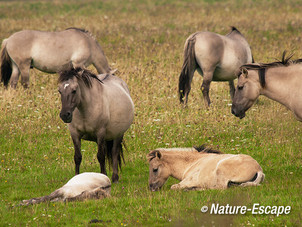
[72, 90, 76, 94]
[238, 85, 244, 90]
[153, 168, 158, 173]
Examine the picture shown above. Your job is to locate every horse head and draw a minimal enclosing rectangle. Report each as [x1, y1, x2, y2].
[58, 68, 85, 123]
[147, 150, 171, 191]
[231, 68, 261, 119]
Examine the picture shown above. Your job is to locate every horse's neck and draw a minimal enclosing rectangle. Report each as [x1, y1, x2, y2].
[261, 67, 298, 109]
[163, 151, 202, 181]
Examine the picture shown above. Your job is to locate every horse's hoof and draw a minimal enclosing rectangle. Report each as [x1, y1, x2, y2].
[171, 184, 180, 190]
[112, 174, 119, 183]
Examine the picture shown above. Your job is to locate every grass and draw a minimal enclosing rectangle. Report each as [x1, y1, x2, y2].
[0, 0, 302, 226]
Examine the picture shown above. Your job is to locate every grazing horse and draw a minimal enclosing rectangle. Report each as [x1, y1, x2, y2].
[58, 68, 134, 182]
[147, 145, 264, 191]
[0, 28, 110, 88]
[20, 172, 111, 205]
[231, 52, 302, 121]
[178, 27, 253, 107]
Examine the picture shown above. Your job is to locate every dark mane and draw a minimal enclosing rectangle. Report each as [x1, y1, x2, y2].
[226, 26, 243, 36]
[239, 51, 302, 88]
[230, 26, 242, 34]
[65, 27, 89, 34]
[58, 67, 103, 88]
[193, 144, 223, 154]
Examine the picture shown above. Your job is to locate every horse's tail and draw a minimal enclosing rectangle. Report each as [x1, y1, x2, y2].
[106, 139, 125, 170]
[239, 171, 265, 187]
[1, 39, 12, 88]
[178, 33, 198, 104]
[19, 189, 64, 206]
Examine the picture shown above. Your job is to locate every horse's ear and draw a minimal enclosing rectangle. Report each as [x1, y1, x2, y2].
[241, 68, 248, 78]
[155, 150, 162, 159]
[110, 69, 118, 75]
[78, 68, 85, 76]
[147, 150, 162, 161]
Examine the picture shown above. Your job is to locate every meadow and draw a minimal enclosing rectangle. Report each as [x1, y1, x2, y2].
[0, 0, 301, 226]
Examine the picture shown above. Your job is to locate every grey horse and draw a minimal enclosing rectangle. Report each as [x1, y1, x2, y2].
[178, 27, 253, 107]
[1, 28, 110, 88]
[58, 68, 134, 182]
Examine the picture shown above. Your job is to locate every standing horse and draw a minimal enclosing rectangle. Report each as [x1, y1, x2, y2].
[1, 28, 110, 88]
[20, 172, 111, 205]
[231, 53, 302, 121]
[178, 27, 253, 107]
[147, 145, 264, 191]
[58, 67, 134, 182]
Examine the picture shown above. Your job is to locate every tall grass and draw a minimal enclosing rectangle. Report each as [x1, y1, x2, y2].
[0, 0, 301, 226]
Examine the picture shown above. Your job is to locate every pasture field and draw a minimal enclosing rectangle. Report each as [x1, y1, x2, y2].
[0, 0, 301, 226]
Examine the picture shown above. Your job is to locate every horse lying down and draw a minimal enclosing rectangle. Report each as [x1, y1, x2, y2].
[147, 145, 264, 191]
[20, 172, 111, 205]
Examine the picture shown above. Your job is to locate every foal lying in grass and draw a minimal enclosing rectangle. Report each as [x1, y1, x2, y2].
[20, 172, 111, 205]
[147, 145, 264, 191]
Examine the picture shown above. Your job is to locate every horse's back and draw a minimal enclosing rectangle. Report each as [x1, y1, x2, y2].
[65, 172, 111, 186]
[216, 154, 262, 170]
[185, 154, 234, 177]
[61, 172, 111, 197]
[5, 29, 96, 72]
[5, 30, 36, 55]
[99, 74, 131, 95]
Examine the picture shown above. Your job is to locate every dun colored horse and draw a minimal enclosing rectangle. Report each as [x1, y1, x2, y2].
[147, 145, 264, 191]
[178, 27, 253, 107]
[232, 52, 302, 121]
[58, 68, 134, 182]
[1, 28, 110, 88]
[20, 172, 111, 205]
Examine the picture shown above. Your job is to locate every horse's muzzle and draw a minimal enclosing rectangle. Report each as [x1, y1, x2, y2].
[60, 111, 73, 123]
[231, 106, 246, 119]
[149, 183, 161, 192]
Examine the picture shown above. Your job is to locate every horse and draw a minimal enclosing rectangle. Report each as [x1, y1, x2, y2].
[147, 145, 264, 191]
[58, 67, 134, 182]
[0, 27, 110, 88]
[20, 172, 111, 205]
[231, 52, 302, 121]
[178, 27, 253, 107]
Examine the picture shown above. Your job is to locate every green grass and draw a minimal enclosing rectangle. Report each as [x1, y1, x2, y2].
[0, 0, 302, 226]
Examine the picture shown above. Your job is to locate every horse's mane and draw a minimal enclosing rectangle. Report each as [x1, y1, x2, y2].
[58, 67, 103, 88]
[239, 51, 302, 88]
[193, 144, 223, 154]
[66, 27, 89, 34]
[228, 26, 242, 36]
[65, 27, 97, 41]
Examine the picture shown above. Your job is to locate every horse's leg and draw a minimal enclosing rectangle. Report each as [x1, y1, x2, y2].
[97, 136, 107, 175]
[229, 80, 235, 101]
[71, 134, 82, 175]
[111, 136, 123, 183]
[10, 62, 20, 89]
[171, 178, 201, 191]
[17, 60, 31, 88]
[200, 70, 214, 107]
